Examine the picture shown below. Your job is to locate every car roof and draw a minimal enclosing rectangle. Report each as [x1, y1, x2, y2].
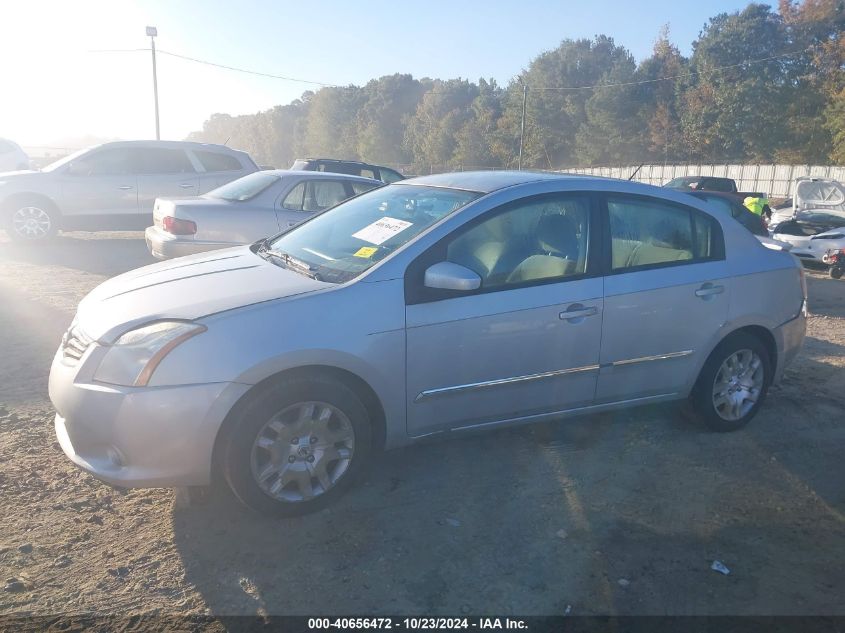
[264, 169, 382, 184]
[98, 140, 249, 155]
[398, 170, 606, 194]
[296, 158, 400, 171]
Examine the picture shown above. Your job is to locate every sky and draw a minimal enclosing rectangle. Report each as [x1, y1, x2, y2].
[2, 0, 756, 152]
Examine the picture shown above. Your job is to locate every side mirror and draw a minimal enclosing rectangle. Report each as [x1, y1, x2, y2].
[424, 261, 481, 291]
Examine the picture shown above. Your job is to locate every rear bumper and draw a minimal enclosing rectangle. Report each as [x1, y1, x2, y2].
[772, 305, 807, 384]
[144, 226, 236, 260]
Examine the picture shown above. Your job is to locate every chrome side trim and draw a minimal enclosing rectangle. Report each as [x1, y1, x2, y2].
[609, 349, 693, 367]
[414, 364, 600, 403]
[448, 393, 680, 433]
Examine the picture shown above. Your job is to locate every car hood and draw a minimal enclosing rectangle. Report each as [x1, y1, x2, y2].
[0, 169, 46, 180]
[76, 247, 331, 341]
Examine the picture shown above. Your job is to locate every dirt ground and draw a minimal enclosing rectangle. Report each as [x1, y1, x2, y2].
[0, 232, 843, 621]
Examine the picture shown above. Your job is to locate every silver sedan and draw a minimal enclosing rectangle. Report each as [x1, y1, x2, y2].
[144, 170, 382, 259]
[51, 172, 807, 516]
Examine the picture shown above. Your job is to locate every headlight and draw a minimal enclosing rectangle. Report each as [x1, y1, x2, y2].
[93, 321, 206, 387]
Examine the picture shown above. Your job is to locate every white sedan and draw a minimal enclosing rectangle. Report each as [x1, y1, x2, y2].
[145, 170, 382, 259]
[770, 212, 845, 264]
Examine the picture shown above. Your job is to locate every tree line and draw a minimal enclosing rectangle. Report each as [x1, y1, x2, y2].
[188, 1, 845, 173]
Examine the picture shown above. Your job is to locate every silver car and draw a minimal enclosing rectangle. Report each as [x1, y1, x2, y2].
[49, 172, 807, 516]
[144, 170, 382, 259]
[1, 140, 257, 240]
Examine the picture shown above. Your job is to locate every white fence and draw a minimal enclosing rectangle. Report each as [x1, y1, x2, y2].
[561, 164, 845, 198]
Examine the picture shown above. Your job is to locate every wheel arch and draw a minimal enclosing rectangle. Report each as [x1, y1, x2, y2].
[694, 324, 778, 396]
[210, 364, 387, 486]
[2, 191, 62, 223]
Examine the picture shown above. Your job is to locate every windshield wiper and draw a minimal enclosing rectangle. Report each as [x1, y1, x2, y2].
[264, 249, 321, 280]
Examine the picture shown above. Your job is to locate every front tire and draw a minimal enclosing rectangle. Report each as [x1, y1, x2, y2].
[5, 201, 59, 241]
[830, 266, 843, 280]
[692, 332, 772, 432]
[222, 375, 372, 517]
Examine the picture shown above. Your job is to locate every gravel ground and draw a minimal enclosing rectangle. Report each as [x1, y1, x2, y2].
[0, 232, 843, 621]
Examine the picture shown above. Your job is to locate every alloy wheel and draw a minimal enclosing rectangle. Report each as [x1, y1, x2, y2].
[250, 401, 355, 502]
[12, 206, 52, 239]
[712, 349, 764, 421]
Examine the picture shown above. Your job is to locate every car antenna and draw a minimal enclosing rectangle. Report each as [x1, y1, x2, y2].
[224, 136, 230, 146]
[628, 163, 644, 181]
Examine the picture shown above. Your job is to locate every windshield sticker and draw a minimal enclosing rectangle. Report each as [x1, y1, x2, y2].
[353, 246, 378, 258]
[352, 217, 413, 245]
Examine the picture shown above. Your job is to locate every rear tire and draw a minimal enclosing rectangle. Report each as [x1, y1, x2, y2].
[222, 375, 372, 517]
[5, 200, 59, 241]
[691, 332, 772, 432]
[830, 266, 843, 280]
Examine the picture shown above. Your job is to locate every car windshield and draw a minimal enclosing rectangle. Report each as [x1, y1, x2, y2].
[262, 184, 480, 283]
[664, 177, 700, 188]
[41, 147, 91, 172]
[206, 172, 280, 201]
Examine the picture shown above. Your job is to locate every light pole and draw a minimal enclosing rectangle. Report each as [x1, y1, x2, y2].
[146, 26, 160, 140]
[517, 81, 527, 170]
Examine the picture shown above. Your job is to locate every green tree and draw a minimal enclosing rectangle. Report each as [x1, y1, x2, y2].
[356, 74, 428, 165]
[636, 26, 688, 163]
[682, 4, 795, 162]
[498, 36, 636, 168]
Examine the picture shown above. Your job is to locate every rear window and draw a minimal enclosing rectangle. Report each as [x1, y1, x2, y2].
[351, 181, 381, 195]
[194, 150, 243, 172]
[206, 172, 280, 201]
[380, 168, 405, 183]
[704, 178, 735, 192]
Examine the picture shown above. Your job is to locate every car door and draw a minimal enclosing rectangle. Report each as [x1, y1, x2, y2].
[404, 192, 604, 436]
[276, 179, 352, 229]
[596, 194, 730, 403]
[58, 147, 138, 227]
[135, 148, 200, 226]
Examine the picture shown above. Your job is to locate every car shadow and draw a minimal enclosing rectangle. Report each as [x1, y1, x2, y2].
[0, 232, 156, 277]
[169, 392, 844, 617]
[806, 273, 845, 318]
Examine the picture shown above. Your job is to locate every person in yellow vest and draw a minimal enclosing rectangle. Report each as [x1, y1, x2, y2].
[744, 196, 772, 227]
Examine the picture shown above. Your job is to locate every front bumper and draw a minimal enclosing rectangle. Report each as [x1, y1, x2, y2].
[144, 226, 236, 260]
[49, 347, 250, 488]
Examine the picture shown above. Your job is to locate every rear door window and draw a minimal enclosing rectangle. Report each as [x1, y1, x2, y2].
[608, 196, 723, 271]
[133, 148, 195, 174]
[304, 180, 348, 211]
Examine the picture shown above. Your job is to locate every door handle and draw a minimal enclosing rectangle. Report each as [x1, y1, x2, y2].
[117, 185, 133, 190]
[559, 304, 598, 321]
[695, 283, 725, 298]
[179, 183, 195, 188]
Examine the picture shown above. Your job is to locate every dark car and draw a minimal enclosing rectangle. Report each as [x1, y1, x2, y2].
[664, 175, 765, 200]
[685, 191, 767, 236]
[290, 158, 405, 183]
